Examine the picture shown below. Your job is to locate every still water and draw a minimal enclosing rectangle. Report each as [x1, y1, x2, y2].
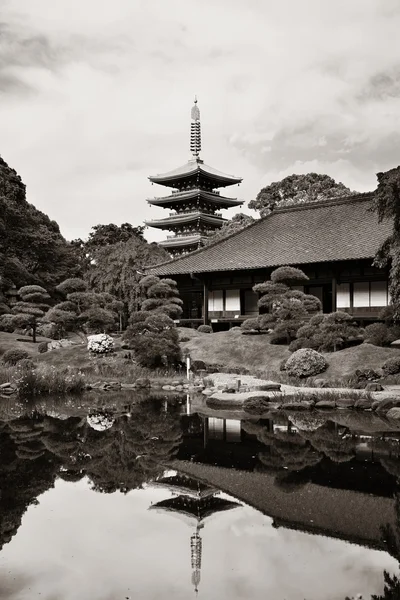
[0, 393, 400, 599]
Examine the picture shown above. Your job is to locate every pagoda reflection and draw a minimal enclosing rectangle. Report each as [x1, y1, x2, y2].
[149, 471, 242, 594]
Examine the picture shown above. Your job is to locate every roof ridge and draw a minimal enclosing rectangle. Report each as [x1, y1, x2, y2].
[271, 191, 375, 215]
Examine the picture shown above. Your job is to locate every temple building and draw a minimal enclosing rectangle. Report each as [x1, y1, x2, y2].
[147, 192, 393, 329]
[145, 99, 243, 256]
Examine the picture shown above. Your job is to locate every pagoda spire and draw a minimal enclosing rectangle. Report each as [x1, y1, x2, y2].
[190, 97, 201, 159]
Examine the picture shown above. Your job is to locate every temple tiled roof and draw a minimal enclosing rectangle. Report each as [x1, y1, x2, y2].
[145, 211, 226, 230]
[148, 193, 391, 276]
[147, 188, 243, 208]
[149, 159, 242, 187]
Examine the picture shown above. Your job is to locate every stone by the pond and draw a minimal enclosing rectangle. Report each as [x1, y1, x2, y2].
[365, 382, 384, 392]
[121, 383, 136, 389]
[135, 378, 151, 388]
[253, 383, 282, 391]
[335, 398, 355, 409]
[162, 385, 174, 391]
[0, 382, 12, 389]
[386, 407, 400, 420]
[282, 401, 313, 411]
[202, 389, 214, 395]
[372, 397, 400, 412]
[243, 397, 275, 414]
[315, 400, 336, 409]
[354, 398, 373, 410]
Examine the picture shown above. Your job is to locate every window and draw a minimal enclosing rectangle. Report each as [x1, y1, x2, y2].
[308, 286, 323, 304]
[370, 281, 387, 307]
[353, 282, 370, 308]
[244, 290, 259, 315]
[337, 283, 350, 308]
[225, 290, 240, 311]
[208, 290, 223, 311]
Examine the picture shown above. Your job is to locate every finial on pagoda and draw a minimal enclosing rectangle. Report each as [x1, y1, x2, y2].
[191, 525, 202, 593]
[190, 96, 201, 158]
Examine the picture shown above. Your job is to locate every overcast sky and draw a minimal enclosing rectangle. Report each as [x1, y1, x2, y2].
[1, 0, 400, 243]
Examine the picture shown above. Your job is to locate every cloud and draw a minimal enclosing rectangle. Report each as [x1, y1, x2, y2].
[0, 0, 399, 241]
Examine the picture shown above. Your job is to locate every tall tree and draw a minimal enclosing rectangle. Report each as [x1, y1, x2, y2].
[249, 173, 354, 217]
[87, 236, 169, 324]
[372, 166, 400, 321]
[0, 156, 82, 290]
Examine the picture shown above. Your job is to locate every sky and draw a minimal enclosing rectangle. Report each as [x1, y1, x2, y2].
[1, 0, 400, 243]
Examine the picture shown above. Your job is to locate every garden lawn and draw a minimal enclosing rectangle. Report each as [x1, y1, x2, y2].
[0, 331, 52, 357]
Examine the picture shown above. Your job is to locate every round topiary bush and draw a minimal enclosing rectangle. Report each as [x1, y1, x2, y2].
[2, 348, 30, 365]
[382, 357, 400, 376]
[197, 325, 212, 333]
[37, 341, 49, 354]
[285, 348, 328, 378]
[87, 333, 114, 354]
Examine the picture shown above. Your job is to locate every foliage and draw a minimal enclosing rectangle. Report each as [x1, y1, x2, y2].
[293, 311, 362, 352]
[45, 278, 119, 337]
[203, 213, 256, 245]
[382, 357, 400, 376]
[87, 334, 114, 354]
[249, 173, 354, 216]
[243, 267, 321, 344]
[11, 285, 51, 343]
[197, 325, 212, 333]
[84, 223, 145, 253]
[13, 363, 85, 397]
[285, 348, 328, 378]
[372, 166, 400, 321]
[86, 234, 169, 324]
[0, 314, 15, 332]
[364, 322, 400, 347]
[123, 312, 181, 368]
[37, 341, 48, 354]
[2, 348, 29, 365]
[270, 266, 309, 285]
[0, 156, 82, 291]
[139, 275, 183, 320]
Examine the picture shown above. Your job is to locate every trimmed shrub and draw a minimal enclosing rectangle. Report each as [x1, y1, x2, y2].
[197, 325, 212, 333]
[364, 322, 400, 347]
[382, 357, 400, 376]
[285, 348, 328, 378]
[123, 312, 181, 368]
[0, 314, 15, 332]
[241, 317, 262, 333]
[2, 349, 30, 365]
[87, 334, 114, 354]
[294, 311, 362, 352]
[38, 341, 49, 354]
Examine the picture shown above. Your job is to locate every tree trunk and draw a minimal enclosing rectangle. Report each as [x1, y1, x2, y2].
[32, 321, 37, 344]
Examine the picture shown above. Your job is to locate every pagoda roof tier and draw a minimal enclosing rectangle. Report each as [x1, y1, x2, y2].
[145, 211, 226, 230]
[149, 159, 242, 188]
[149, 495, 242, 523]
[152, 474, 218, 498]
[147, 188, 243, 209]
[158, 234, 205, 249]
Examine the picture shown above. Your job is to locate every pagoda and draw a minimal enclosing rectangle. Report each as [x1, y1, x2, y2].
[145, 99, 243, 256]
[150, 471, 241, 594]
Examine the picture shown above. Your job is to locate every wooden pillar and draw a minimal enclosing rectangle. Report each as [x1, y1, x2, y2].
[203, 281, 209, 325]
[203, 417, 209, 449]
[331, 275, 337, 313]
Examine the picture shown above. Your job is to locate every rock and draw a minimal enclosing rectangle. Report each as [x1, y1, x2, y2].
[224, 387, 237, 394]
[191, 360, 207, 372]
[354, 398, 373, 410]
[121, 383, 137, 390]
[372, 398, 400, 412]
[202, 389, 214, 396]
[386, 407, 400, 420]
[315, 400, 336, 409]
[335, 398, 355, 409]
[162, 385, 174, 391]
[107, 381, 121, 389]
[243, 398, 274, 414]
[282, 401, 313, 411]
[365, 382, 384, 392]
[254, 383, 282, 391]
[90, 381, 104, 389]
[0, 382, 12, 389]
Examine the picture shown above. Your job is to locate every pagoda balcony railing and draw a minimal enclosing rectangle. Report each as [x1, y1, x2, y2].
[168, 211, 222, 217]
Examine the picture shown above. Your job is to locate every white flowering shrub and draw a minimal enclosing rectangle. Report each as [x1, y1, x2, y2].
[285, 348, 328, 378]
[87, 333, 114, 354]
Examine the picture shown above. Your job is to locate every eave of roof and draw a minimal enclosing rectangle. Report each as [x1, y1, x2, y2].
[147, 188, 243, 208]
[149, 158, 242, 188]
[147, 192, 391, 276]
[158, 234, 204, 248]
[145, 211, 226, 229]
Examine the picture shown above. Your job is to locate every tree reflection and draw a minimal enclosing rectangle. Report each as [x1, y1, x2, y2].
[0, 398, 182, 550]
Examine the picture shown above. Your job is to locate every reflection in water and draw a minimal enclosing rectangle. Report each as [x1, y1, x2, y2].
[1, 394, 400, 597]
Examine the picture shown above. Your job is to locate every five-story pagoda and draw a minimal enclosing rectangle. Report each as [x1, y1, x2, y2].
[145, 99, 243, 256]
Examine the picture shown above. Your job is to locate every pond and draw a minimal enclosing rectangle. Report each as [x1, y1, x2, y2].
[0, 392, 400, 599]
